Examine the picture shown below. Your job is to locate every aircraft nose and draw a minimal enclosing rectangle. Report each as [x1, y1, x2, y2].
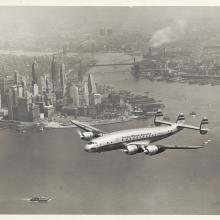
[84, 144, 91, 152]
[85, 144, 97, 153]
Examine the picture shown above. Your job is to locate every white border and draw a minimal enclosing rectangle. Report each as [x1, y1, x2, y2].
[0, 1, 219, 220]
[0, 0, 220, 6]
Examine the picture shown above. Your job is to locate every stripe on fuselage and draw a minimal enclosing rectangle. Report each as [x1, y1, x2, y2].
[95, 124, 181, 152]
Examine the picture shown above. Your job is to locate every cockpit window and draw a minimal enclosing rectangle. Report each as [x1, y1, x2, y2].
[88, 142, 97, 145]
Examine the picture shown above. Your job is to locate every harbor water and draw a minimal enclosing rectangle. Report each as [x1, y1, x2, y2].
[0, 53, 219, 214]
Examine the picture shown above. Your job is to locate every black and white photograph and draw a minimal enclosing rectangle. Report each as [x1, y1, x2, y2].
[0, 1, 219, 217]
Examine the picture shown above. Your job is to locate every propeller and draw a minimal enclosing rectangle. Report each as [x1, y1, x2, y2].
[76, 129, 83, 138]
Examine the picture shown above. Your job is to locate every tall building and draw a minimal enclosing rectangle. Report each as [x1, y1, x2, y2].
[0, 92, 2, 110]
[88, 73, 97, 94]
[21, 77, 27, 97]
[67, 83, 79, 107]
[60, 63, 66, 93]
[0, 78, 5, 106]
[7, 86, 18, 120]
[10, 85, 18, 107]
[39, 76, 46, 93]
[14, 70, 19, 85]
[78, 68, 83, 82]
[32, 60, 38, 85]
[45, 76, 50, 93]
[93, 93, 102, 105]
[32, 84, 39, 96]
[73, 86, 79, 107]
[17, 85, 23, 97]
[17, 96, 40, 122]
[67, 83, 74, 104]
[51, 55, 59, 90]
[83, 82, 89, 106]
[17, 97, 30, 121]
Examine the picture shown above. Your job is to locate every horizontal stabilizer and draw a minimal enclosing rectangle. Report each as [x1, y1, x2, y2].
[177, 117, 209, 135]
[177, 124, 200, 130]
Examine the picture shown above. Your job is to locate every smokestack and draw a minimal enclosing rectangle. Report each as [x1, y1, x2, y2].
[149, 46, 152, 56]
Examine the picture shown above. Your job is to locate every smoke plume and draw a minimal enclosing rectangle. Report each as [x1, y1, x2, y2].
[149, 19, 187, 48]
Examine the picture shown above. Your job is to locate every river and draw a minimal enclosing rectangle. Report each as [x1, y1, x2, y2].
[0, 52, 219, 214]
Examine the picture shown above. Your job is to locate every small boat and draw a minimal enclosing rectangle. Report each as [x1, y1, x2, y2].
[30, 196, 51, 202]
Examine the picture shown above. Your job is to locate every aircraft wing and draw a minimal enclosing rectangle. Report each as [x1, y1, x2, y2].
[157, 141, 210, 149]
[70, 120, 104, 134]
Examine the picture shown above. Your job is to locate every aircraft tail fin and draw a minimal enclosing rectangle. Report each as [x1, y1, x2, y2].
[176, 113, 185, 125]
[200, 117, 208, 134]
[154, 109, 163, 126]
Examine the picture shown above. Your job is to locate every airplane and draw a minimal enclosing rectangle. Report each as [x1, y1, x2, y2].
[71, 110, 210, 156]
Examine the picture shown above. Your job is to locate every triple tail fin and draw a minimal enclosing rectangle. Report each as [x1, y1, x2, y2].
[200, 117, 208, 134]
[176, 113, 185, 125]
[154, 109, 163, 126]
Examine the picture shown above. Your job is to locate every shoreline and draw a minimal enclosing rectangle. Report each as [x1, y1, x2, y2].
[43, 117, 134, 129]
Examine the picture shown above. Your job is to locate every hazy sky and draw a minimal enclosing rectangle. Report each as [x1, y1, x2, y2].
[0, 7, 219, 41]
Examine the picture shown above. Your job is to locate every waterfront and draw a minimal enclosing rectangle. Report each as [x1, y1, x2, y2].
[0, 52, 219, 214]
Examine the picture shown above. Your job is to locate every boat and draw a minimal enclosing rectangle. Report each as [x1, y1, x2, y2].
[30, 196, 51, 202]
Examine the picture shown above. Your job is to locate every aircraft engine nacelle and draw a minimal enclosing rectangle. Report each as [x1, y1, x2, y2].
[82, 132, 95, 141]
[144, 145, 165, 156]
[124, 145, 139, 155]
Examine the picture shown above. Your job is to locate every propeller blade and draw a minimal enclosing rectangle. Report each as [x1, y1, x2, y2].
[76, 129, 83, 138]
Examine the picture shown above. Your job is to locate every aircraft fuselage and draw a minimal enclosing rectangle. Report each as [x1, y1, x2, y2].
[85, 124, 182, 153]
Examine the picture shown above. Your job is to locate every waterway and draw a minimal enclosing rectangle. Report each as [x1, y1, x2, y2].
[0, 52, 219, 214]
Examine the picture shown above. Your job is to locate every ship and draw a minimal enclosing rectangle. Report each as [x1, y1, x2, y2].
[30, 196, 51, 202]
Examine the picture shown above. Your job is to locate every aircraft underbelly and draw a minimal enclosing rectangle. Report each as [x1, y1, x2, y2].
[100, 143, 124, 152]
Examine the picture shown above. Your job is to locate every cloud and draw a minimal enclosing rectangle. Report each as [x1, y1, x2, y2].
[149, 19, 188, 48]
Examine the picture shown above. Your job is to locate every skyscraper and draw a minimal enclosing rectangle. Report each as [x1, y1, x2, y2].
[7, 86, 18, 120]
[17, 85, 23, 97]
[67, 83, 74, 104]
[39, 76, 46, 93]
[93, 93, 102, 105]
[21, 77, 27, 97]
[67, 83, 79, 107]
[51, 55, 59, 90]
[0, 78, 5, 106]
[73, 86, 79, 107]
[14, 70, 19, 85]
[83, 82, 89, 106]
[60, 63, 66, 93]
[88, 73, 97, 94]
[32, 84, 39, 96]
[45, 76, 50, 93]
[32, 60, 38, 85]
